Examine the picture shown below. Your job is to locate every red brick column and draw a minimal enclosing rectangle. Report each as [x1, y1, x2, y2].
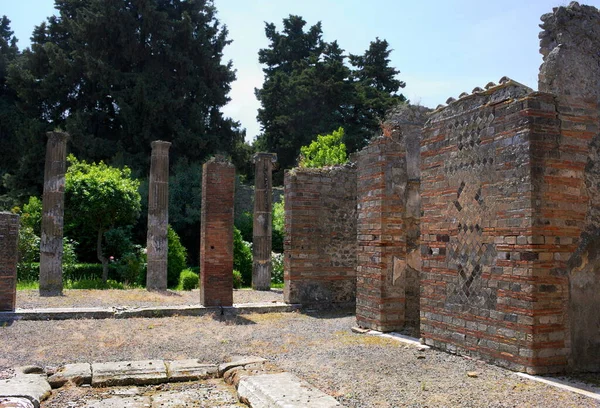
[146, 140, 171, 291]
[39, 131, 68, 297]
[356, 137, 407, 332]
[200, 157, 235, 306]
[0, 212, 19, 312]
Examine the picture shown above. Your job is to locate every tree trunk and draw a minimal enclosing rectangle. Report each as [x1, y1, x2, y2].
[97, 229, 108, 283]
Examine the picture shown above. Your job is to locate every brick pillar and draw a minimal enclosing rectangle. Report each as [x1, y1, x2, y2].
[0, 212, 19, 312]
[146, 140, 171, 291]
[200, 157, 235, 306]
[39, 131, 68, 297]
[252, 152, 277, 291]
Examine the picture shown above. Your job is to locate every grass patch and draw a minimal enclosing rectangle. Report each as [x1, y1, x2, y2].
[271, 282, 284, 289]
[17, 278, 142, 291]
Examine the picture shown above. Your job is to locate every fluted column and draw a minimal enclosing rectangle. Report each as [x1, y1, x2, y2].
[252, 152, 277, 291]
[146, 140, 171, 291]
[0, 212, 19, 311]
[39, 131, 68, 296]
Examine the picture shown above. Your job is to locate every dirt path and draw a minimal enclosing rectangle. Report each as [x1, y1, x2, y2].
[1, 307, 598, 407]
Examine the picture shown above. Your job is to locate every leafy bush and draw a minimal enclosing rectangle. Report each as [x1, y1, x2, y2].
[235, 210, 253, 243]
[111, 245, 146, 284]
[299, 127, 347, 168]
[271, 252, 284, 284]
[64, 263, 103, 281]
[20, 196, 42, 235]
[168, 225, 188, 288]
[233, 226, 253, 286]
[233, 270, 243, 289]
[272, 200, 285, 253]
[178, 268, 199, 291]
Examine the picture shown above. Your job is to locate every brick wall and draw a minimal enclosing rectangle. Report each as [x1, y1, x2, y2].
[200, 158, 235, 307]
[0, 212, 19, 312]
[284, 165, 357, 307]
[355, 105, 427, 333]
[420, 80, 574, 373]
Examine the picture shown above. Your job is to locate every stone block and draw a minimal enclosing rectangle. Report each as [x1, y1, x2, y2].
[0, 375, 51, 408]
[47, 363, 91, 388]
[165, 360, 217, 382]
[91, 360, 168, 387]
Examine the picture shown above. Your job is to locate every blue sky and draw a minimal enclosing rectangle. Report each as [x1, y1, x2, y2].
[4, 0, 600, 142]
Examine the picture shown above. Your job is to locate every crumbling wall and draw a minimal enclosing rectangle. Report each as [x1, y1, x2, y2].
[284, 165, 357, 307]
[420, 80, 573, 373]
[0, 212, 19, 312]
[539, 1, 600, 372]
[355, 104, 428, 333]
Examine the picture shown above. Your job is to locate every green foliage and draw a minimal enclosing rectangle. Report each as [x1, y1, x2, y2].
[20, 196, 42, 235]
[255, 16, 406, 180]
[167, 225, 188, 288]
[233, 226, 253, 286]
[235, 211, 254, 243]
[271, 252, 284, 285]
[299, 127, 347, 168]
[65, 155, 141, 280]
[272, 200, 285, 253]
[111, 245, 146, 285]
[178, 269, 199, 291]
[233, 270, 243, 289]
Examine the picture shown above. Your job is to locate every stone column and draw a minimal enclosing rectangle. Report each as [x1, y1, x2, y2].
[146, 140, 171, 291]
[39, 131, 68, 297]
[200, 157, 235, 306]
[0, 212, 19, 312]
[252, 153, 277, 291]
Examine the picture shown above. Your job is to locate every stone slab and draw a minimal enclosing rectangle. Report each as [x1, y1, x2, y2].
[0, 375, 51, 408]
[81, 396, 152, 407]
[0, 397, 35, 408]
[218, 356, 267, 377]
[165, 360, 217, 382]
[91, 360, 167, 387]
[47, 363, 92, 388]
[237, 372, 343, 407]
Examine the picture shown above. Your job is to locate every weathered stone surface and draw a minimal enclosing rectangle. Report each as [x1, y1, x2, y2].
[165, 360, 217, 382]
[0, 213, 18, 312]
[238, 372, 342, 407]
[47, 363, 91, 388]
[39, 131, 68, 297]
[252, 152, 277, 291]
[200, 157, 235, 307]
[146, 140, 171, 291]
[284, 165, 357, 307]
[538, 2, 600, 373]
[0, 397, 35, 408]
[218, 356, 267, 377]
[91, 360, 167, 387]
[0, 375, 51, 408]
[223, 361, 284, 388]
[81, 396, 152, 407]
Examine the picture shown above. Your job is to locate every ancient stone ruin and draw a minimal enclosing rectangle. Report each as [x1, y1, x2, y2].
[39, 131, 69, 297]
[146, 140, 171, 291]
[199, 157, 236, 307]
[283, 2, 600, 373]
[0, 212, 19, 312]
[252, 152, 277, 291]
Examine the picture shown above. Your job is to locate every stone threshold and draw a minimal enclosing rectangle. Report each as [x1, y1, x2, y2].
[0, 302, 301, 322]
[0, 356, 343, 407]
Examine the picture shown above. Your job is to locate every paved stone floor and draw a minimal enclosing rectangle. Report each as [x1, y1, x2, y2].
[43, 379, 245, 407]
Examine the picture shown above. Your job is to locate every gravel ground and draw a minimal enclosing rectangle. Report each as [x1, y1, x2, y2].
[16, 288, 283, 309]
[1, 299, 599, 407]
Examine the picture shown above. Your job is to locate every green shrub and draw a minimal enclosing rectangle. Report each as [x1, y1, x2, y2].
[234, 210, 253, 243]
[233, 270, 243, 289]
[168, 225, 188, 288]
[111, 245, 146, 284]
[271, 252, 284, 284]
[233, 226, 253, 285]
[272, 200, 284, 253]
[20, 196, 42, 235]
[64, 263, 103, 281]
[299, 127, 347, 168]
[178, 268, 199, 291]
